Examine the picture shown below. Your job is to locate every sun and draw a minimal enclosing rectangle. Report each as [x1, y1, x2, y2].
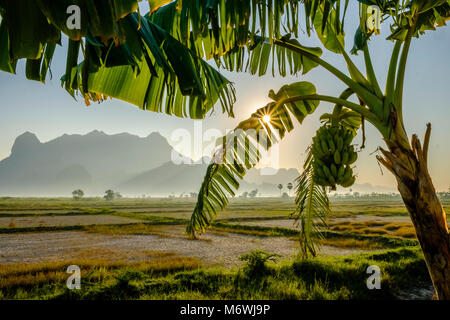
[262, 115, 271, 124]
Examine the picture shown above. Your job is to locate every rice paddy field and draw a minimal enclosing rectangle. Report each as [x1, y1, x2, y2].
[0, 196, 448, 300]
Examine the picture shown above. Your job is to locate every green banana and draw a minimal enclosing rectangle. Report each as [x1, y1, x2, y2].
[342, 151, 349, 164]
[322, 166, 332, 180]
[344, 132, 353, 145]
[341, 176, 356, 188]
[315, 165, 325, 178]
[330, 163, 338, 178]
[336, 136, 344, 151]
[320, 138, 329, 155]
[315, 158, 326, 167]
[348, 152, 358, 165]
[327, 137, 336, 153]
[333, 150, 341, 164]
[338, 165, 345, 180]
[342, 166, 352, 181]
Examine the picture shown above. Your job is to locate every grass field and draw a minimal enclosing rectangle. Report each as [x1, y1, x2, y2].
[1, 197, 446, 300]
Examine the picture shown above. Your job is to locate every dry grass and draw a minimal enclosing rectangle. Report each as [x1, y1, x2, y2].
[320, 238, 384, 250]
[60, 246, 178, 261]
[83, 223, 188, 239]
[330, 220, 417, 239]
[0, 257, 203, 290]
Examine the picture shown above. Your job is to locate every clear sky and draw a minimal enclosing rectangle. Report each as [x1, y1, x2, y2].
[0, 3, 449, 191]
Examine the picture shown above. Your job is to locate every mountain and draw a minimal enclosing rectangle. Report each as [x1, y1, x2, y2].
[0, 131, 395, 197]
[244, 167, 301, 186]
[118, 160, 300, 196]
[117, 161, 210, 196]
[0, 131, 304, 196]
[0, 131, 173, 196]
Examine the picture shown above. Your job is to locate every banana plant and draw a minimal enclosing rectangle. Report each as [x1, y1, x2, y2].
[180, 1, 450, 299]
[1, 0, 450, 299]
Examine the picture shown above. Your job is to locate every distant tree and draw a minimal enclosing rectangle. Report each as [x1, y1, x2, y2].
[277, 184, 283, 196]
[72, 189, 84, 200]
[104, 190, 115, 201]
[281, 192, 290, 199]
[353, 192, 360, 198]
[115, 192, 123, 199]
[249, 189, 258, 198]
[240, 191, 249, 198]
[189, 192, 198, 199]
[287, 183, 293, 196]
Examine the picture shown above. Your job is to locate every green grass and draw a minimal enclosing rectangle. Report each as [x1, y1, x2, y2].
[0, 197, 440, 300]
[210, 222, 418, 249]
[0, 247, 429, 300]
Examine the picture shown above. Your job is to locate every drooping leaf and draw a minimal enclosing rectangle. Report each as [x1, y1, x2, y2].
[63, 14, 236, 119]
[25, 42, 56, 83]
[351, 26, 372, 55]
[219, 35, 323, 77]
[4, 0, 60, 60]
[150, 0, 348, 60]
[148, 0, 172, 13]
[36, 0, 139, 41]
[0, 19, 16, 73]
[313, 3, 345, 54]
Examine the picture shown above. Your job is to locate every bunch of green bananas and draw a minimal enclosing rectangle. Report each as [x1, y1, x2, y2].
[311, 125, 357, 189]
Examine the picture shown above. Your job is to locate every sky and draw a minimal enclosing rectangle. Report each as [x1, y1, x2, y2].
[0, 3, 449, 191]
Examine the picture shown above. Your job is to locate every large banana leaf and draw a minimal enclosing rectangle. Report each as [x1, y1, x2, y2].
[217, 35, 323, 77]
[63, 13, 236, 118]
[187, 81, 320, 236]
[36, 0, 139, 41]
[149, 0, 348, 61]
[3, 0, 60, 60]
[0, 2, 236, 119]
[314, 3, 345, 54]
[0, 19, 16, 73]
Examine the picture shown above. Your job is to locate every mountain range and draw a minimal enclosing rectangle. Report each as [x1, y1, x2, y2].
[0, 131, 395, 196]
[0, 131, 300, 196]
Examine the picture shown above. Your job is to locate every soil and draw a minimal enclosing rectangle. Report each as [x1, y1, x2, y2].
[0, 215, 143, 228]
[0, 227, 369, 268]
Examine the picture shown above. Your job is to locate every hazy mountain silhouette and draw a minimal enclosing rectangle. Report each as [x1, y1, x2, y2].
[0, 131, 172, 195]
[0, 131, 393, 196]
[117, 158, 300, 196]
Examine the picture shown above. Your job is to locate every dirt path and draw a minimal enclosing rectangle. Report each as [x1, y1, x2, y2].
[0, 215, 142, 228]
[0, 228, 368, 268]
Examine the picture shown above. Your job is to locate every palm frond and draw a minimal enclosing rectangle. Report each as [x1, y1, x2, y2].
[187, 81, 320, 236]
[291, 147, 330, 259]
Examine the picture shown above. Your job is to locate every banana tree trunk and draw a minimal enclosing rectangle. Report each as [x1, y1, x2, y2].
[377, 123, 450, 300]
